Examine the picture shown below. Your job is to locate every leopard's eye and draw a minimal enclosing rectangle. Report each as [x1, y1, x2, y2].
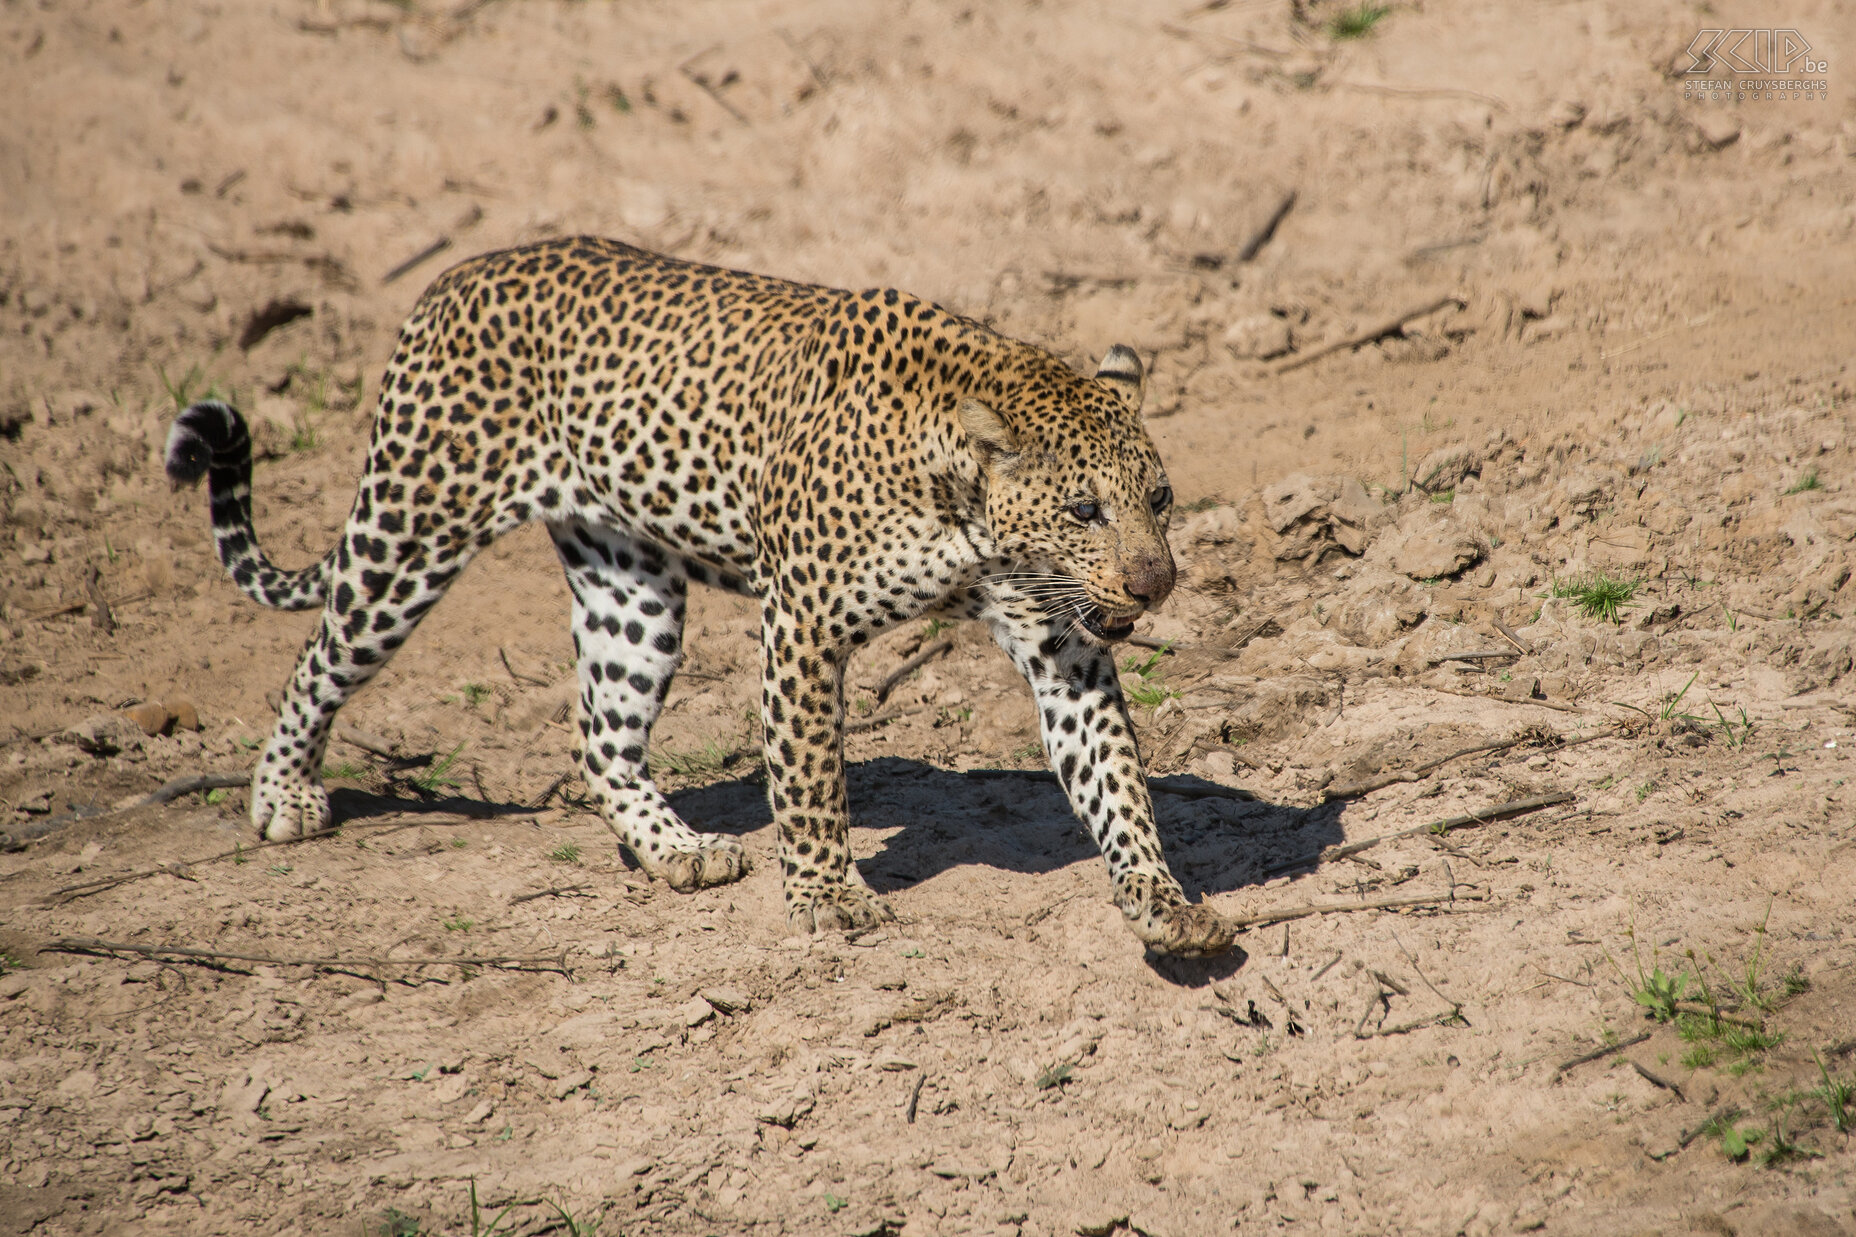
[1149, 485, 1172, 514]
[1068, 500, 1102, 524]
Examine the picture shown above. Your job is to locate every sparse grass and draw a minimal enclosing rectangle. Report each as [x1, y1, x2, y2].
[1813, 1052, 1854, 1133]
[1784, 469, 1823, 495]
[654, 738, 737, 779]
[411, 743, 465, 793]
[322, 760, 366, 780]
[1034, 1062, 1075, 1090]
[205, 787, 229, 805]
[824, 1194, 849, 1214]
[1634, 781, 1656, 803]
[460, 682, 492, 709]
[1712, 703, 1755, 748]
[1178, 496, 1223, 514]
[1552, 572, 1641, 624]
[1658, 672, 1699, 721]
[921, 617, 954, 640]
[0, 949, 23, 976]
[267, 863, 292, 876]
[465, 1178, 526, 1237]
[156, 361, 232, 412]
[1009, 740, 1043, 763]
[443, 916, 474, 932]
[548, 843, 582, 865]
[1121, 645, 1178, 709]
[1703, 1110, 1758, 1161]
[1329, 3, 1390, 39]
[1760, 1111, 1822, 1166]
[1429, 488, 1455, 504]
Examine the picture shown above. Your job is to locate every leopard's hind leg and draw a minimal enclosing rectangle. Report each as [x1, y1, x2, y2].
[548, 519, 749, 891]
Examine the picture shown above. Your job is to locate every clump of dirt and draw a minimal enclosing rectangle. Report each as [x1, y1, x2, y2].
[3, 2, 1854, 1235]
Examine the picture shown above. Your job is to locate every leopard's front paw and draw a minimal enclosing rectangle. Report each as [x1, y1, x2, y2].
[786, 883, 897, 935]
[251, 775, 331, 842]
[1126, 898, 1235, 958]
[656, 836, 752, 893]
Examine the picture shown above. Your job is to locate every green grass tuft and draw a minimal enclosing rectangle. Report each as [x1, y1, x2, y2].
[1784, 469, 1823, 495]
[1329, 2, 1390, 39]
[1552, 573, 1641, 624]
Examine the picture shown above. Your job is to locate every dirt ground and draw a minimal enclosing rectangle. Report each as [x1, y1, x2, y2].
[3, 1, 1855, 1234]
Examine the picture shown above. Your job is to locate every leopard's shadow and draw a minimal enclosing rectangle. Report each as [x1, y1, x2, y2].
[670, 755, 1345, 903]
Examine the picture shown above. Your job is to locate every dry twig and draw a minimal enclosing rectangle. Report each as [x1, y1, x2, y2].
[44, 936, 569, 977]
[1226, 887, 1485, 932]
[874, 639, 953, 705]
[1265, 791, 1574, 876]
[1551, 1031, 1652, 1081]
[1274, 295, 1464, 375]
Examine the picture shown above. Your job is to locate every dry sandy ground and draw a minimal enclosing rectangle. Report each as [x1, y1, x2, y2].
[3, 1, 1856, 1234]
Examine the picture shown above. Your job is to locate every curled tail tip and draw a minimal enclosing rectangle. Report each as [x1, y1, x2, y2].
[164, 399, 246, 489]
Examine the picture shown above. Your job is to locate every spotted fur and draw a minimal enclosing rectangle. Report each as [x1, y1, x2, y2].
[165, 237, 1233, 956]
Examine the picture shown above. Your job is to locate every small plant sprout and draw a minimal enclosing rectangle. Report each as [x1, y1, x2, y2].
[1035, 1062, 1076, 1090]
[1552, 573, 1642, 624]
[443, 916, 474, 932]
[548, 842, 583, 865]
[1814, 1052, 1854, 1133]
[824, 1194, 849, 1214]
[1784, 469, 1823, 495]
[412, 743, 466, 793]
[1120, 644, 1178, 709]
[1659, 672, 1699, 721]
[1329, 4, 1390, 40]
[460, 682, 493, 708]
[322, 760, 366, 780]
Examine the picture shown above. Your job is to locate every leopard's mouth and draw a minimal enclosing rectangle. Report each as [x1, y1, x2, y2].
[1080, 606, 1139, 642]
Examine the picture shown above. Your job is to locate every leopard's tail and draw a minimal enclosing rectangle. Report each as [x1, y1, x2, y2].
[164, 399, 332, 611]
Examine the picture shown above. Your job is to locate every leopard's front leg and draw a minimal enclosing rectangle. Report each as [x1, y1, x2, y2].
[760, 603, 896, 934]
[985, 602, 1234, 957]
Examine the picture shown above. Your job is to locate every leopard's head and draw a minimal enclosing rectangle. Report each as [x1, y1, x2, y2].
[961, 345, 1175, 643]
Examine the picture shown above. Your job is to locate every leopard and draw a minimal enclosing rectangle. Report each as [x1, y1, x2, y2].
[164, 237, 1235, 957]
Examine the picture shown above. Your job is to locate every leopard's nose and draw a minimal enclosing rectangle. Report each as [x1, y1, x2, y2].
[1124, 555, 1175, 609]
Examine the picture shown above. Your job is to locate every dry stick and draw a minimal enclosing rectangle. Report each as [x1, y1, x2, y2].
[1264, 791, 1573, 877]
[1274, 295, 1464, 375]
[3, 772, 252, 850]
[847, 705, 929, 734]
[1324, 735, 1534, 801]
[1428, 650, 1520, 664]
[1552, 1031, 1652, 1081]
[499, 647, 548, 688]
[1427, 685, 1587, 715]
[45, 814, 474, 903]
[678, 48, 749, 125]
[1236, 189, 1297, 263]
[874, 639, 953, 705]
[333, 725, 405, 759]
[1124, 634, 1179, 654]
[83, 565, 116, 634]
[1632, 1060, 1689, 1103]
[905, 1073, 926, 1124]
[44, 936, 569, 976]
[509, 884, 593, 906]
[1225, 888, 1484, 932]
[962, 768, 1257, 804]
[382, 236, 452, 285]
[1491, 618, 1533, 654]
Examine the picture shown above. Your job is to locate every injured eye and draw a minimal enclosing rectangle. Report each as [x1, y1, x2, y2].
[1067, 500, 1102, 524]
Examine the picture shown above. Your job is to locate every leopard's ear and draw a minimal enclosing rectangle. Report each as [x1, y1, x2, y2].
[958, 397, 1021, 473]
[1095, 344, 1144, 413]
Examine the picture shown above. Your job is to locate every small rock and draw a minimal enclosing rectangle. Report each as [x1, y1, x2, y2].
[166, 696, 201, 731]
[124, 701, 174, 736]
[1695, 113, 1741, 150]
[551, 1071, 592, 1100]
[700, 987, 752, 1016]
[874, 1055, 917, 1072]
[462, 1100, 495, 1125]
[677, 995, 716, 1028]
[1544, 97, 1586, 129]
[1221, 313, 1293, 360]
[1387, 528, 1482, 580]
[62, 713, 144, 756]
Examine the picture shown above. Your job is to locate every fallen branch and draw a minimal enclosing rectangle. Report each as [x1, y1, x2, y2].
[847, 704, 929, 733]
[509, 884, 594, 905]
[1552, 1031, 1652, 1081]
[2, 772, 250, 851]
[1632, 1060, 1688, 1103]
[1491, 618, 1533, 654]
[44, 936, 569, 977]
[1124, 634, 1179, 654]
[1428, 685, 1586, 715]
[874, 639, 953, 705]
[499, 647, 548, 688]
[382, 236, 452, 285]
[1236, 189, 1297, 263]
[1274, 295, 1464, 375]
[1226, 887, 1485, 931]
[1324, 735, 1534, 800]
[962, 768, 1256, 803]
[1264, 791, 1574, 877]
